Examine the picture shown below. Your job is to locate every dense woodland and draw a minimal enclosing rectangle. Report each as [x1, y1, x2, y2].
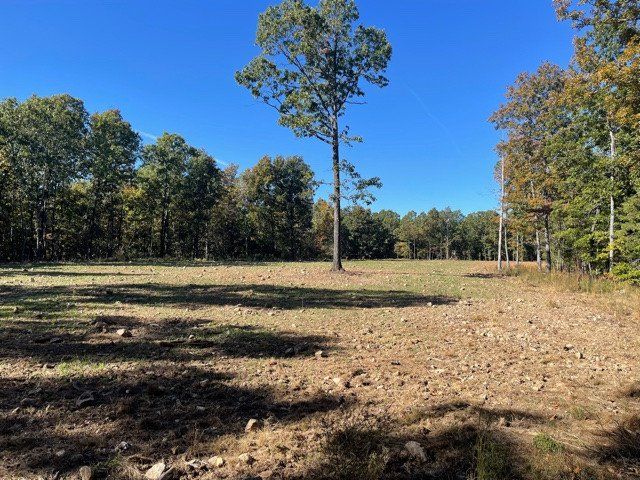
[492, 0, 640, 280]
[0, 96, 498, 262]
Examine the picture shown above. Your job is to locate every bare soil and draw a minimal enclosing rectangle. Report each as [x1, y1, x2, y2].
[1, 260, 638, 479]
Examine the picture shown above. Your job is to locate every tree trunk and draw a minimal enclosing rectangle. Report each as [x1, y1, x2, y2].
[331, 123, 343, 272]
[535, 229, 542, 271]
[543, 214, 552, 272]
[504, 225, 510, 269]
[497, 157, 505, 271]
[609, 129, 616, 273]
[160, 208, 168, 257]
[35, 198, 47, 261]
[86, 193, 100, 259]
[193, 224, 200, 259]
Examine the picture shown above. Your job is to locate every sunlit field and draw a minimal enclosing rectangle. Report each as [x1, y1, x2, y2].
[1, 260, 638, 479]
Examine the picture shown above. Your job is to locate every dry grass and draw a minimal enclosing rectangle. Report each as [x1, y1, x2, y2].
[0, 260, 639, 479]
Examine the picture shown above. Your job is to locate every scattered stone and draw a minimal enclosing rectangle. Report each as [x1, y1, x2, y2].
[116, 328, 132, 338]
[332, 377, 351, 389]
[238, 453, 255, 465]
[576, 351, 584, 360]
[404, 441, 427, 462]
[75, 391, 95, 408]
[55, 449, 66, 458]
[145, 462, 167, 480]
[564, 344, 574, 351]
[185, 459, 206, 470]
[208, 456, 225, 468]
[115, 441, 131, 453]
[94, 321, 108, 332]
[78, 466, 93, 480]
[315, 350, 327, 358]
[245, 418, 261, 432]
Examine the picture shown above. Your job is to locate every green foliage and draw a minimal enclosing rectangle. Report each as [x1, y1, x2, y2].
[235, 0, 391, 145]
[533, 433, 563, 454]
[342, 206, 394, 259]
[492, 0, 640, 275]
[475, 433, 511, 480]
[611, 262, 640, 284]
[236, 0, 392, 269]
[241, 155, 315, 259]
[0, 94, 88, 260]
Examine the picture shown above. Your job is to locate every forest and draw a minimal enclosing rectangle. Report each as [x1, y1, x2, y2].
[0, 97, 497, 263]
[492, 0, 640, 280]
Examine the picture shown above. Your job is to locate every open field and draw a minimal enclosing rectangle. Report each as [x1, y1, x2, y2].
[1, 260, 639, 479]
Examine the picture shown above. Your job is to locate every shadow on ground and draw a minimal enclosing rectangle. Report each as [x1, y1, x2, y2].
[0, 365, 349, 478]
[0, 317, 335, 364]
[0, 282, 457, 315]
[299, 413, 524, 480]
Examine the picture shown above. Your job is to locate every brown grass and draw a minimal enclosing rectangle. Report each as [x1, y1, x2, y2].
[0, 260, 638, 479]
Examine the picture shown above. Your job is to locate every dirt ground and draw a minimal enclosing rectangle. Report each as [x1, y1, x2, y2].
[1, 260, 639, 480]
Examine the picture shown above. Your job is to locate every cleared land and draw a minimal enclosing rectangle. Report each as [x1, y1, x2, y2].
[0, 260, 639, 479]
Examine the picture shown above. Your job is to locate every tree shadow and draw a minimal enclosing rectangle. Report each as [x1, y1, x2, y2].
[0, 282, 458, 315]
[299, 416, 522, 480]
[591, 415, 640, 474]
[0, 269, 148, 278]
[620, 383, 640, 399]
[416, 400, 547, 426]
[463, 272, 502, 279]
[0, 317, 335, 364]
[0, 364, 349, 478]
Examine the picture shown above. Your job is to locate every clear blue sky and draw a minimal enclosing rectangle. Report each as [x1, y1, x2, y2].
[0, 0, 574, 214]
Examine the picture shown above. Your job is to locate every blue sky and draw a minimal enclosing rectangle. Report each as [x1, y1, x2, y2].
[0, 1, 574, 214]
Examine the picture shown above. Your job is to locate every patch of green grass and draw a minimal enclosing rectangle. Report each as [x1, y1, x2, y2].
[93, 456, 122, 478]
[533, 433, 563, 454]
[567, 405, 592, 421]
[57, 358, 107, 376]
[475, 433, 511, 480]
[317, 426, 389, 480]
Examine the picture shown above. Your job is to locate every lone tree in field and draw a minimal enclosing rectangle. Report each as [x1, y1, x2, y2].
[236, 0, 392, 271]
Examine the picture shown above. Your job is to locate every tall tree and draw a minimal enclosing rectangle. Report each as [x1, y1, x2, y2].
[241, 155, 315, 259]
[86, 110, 140, 258]
[4, 95, 88, 260]
[556, 0, 640, 271]
[139, 133, 193, 257]
[236, 0, 392, 271]
[343, 206, 394, 259]
[491, 63, 566, 271]
[177, 150, 220, 258]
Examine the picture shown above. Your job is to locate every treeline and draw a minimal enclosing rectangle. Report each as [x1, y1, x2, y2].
[491, 0, 640, 279]
[0, 94, 498, 263]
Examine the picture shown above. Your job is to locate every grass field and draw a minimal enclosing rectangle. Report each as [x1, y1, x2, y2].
[1, 260, 639, 479]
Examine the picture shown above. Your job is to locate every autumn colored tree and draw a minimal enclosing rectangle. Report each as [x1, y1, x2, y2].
[491, 63, 566, 271]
